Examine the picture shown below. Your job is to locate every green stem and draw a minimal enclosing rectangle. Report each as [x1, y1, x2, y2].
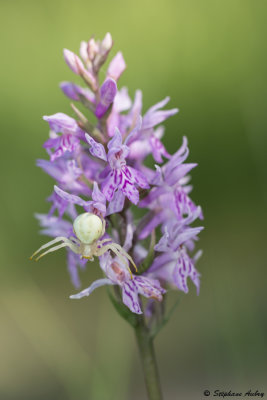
[134, 315, 163, 400]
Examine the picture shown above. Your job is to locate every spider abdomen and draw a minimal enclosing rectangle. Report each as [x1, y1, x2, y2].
[73, 212, 103, 244]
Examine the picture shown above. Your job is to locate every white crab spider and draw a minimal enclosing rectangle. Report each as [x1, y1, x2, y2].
[30, 212, 137, 276]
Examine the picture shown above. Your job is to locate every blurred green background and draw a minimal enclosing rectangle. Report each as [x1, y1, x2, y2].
[0, 0, 266, 399]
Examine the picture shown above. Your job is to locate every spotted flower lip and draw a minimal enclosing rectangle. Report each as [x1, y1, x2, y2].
[43, 133, 80, 162]
[85, 128, 149, 204]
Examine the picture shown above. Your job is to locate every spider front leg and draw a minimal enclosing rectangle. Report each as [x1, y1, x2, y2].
[98, 238, 112, 246]
[30, 237, 80, 261]
[108, 243, 138, 272]
[95, 244, 134, 278]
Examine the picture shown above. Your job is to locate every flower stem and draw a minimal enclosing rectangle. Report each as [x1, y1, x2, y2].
[134, 315, 163, 400]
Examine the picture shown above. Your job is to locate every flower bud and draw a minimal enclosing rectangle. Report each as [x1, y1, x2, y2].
[63, 49, 84, 75]
[95, 78, 117, 118]
[101, 32, 112, 52]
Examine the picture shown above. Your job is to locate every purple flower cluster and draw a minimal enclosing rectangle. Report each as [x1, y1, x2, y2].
[35, 33, 203, 314]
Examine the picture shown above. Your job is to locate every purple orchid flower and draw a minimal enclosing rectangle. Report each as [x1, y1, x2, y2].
[148, 209, 203, 295]
[119, 94, 178, 164]
[54, 182, 107, 217]
[85, 128, 149, 204]
[46, 191, 77, 219]
[43, 113, 85, 140]
[43, 132, 80, 162]
[138, 137, 203, 239]
[70, 226, 165, 314]
[37, 158, 90, 195]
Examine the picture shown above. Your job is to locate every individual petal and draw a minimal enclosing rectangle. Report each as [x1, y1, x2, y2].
[142, 97, 179, 130]
[126, 90, 143, 126]
[95, 78, 117, 118]
[150, 165, 164, 186]
[54, 185, 91, 208]
[101, 170, 118, 201]
[60, 82, 95, 103]
[47, 190, 70, 218]
[149, 252, 176, 273]
[172, 226, 204, 250]
[166, 163, 197, 186]
[122, 280, 142, 314]
[67, 251, 87, 289]
[107, 127, 123, 151]
[126, 166, 150, 189]
[124, 116, 142, 146]
[134, 276, 166, 301]
[120, 168, 140, 204]
[37, 159, 64, 182]
[173, 186, 198, 219]
[92, 181, 106, 204]
[113, 87, 132, 112]
[106, 190, 125, 215]
[149, 135, 171, 163]
[138, 186, 167, 207]
[70, 278, 114, 299]
[107, 51, 126, 80]
[154, 227, 170, 252]
[172, 250, 200, 295]
[128, 139, 151, 161]
[85, 133, 107, 161]
[164, 136, 188, 176]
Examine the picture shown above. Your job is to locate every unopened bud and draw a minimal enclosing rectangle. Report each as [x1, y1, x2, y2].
[63, 49, 84, 75]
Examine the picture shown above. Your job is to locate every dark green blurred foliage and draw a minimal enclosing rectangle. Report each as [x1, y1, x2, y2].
[0, 1, 266, 399]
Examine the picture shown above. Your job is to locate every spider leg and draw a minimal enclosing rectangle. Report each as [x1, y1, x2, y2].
[96, 245, 133, 279]
[100, 217, 106, 238]
[108, 243, 138, 272]
[35, 241, 79, 261]
[98, 238, 112, 245]
[30, 236, 71, 259]
[69, 236, 80, 245]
